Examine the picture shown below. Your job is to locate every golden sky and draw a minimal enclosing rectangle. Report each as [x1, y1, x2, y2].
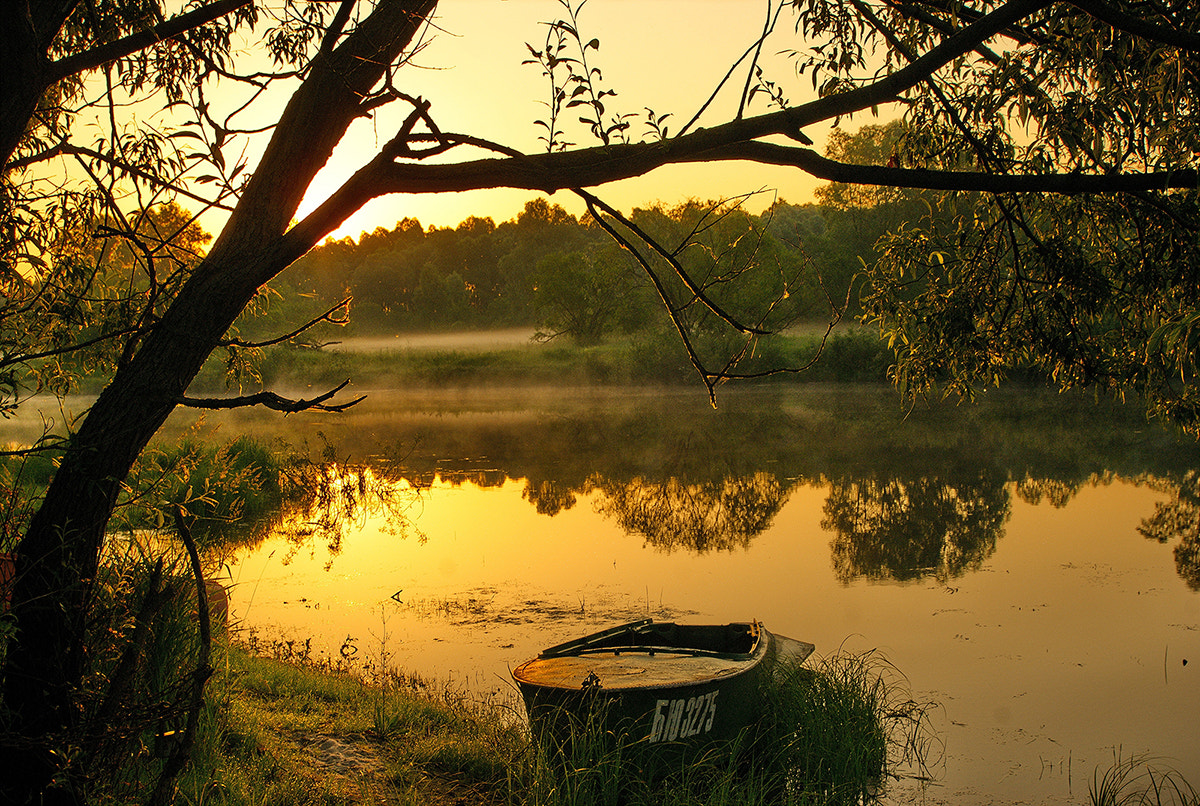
[292, 0, 836, 239]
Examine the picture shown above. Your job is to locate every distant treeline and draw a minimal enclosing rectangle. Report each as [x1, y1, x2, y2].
[254, 194, 923, 343]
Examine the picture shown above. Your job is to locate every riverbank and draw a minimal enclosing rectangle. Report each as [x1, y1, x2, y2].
[165, 642, 1199, 806]
[189, 644, 520, 805]
[166, 641, 931, 806]
[180, 325, 893, 396]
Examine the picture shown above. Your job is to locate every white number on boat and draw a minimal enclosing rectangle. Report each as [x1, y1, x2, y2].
[649, 691, 718, 743]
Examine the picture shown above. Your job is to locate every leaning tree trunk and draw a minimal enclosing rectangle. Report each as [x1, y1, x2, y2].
[0, 2, 436, 801]
[0, 0, 76, 171]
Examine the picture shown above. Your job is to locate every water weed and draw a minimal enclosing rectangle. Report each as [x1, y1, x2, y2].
[1090, 753, 1199, 806]
[749, 650, 939, 804]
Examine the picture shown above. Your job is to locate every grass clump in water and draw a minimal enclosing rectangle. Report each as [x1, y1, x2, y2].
[1089, 753, 1199, 806]
[751, 650, 939, 805]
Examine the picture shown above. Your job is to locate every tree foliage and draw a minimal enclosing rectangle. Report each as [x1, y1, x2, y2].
[289, 195, 860, 346]
[3, 0, 1200, 800]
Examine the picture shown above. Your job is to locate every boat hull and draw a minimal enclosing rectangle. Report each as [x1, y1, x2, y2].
[512, 620, 813, 763]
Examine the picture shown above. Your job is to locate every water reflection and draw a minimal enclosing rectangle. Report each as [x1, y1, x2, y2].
[1013, 476, 1082, 508]
[822, 470, 1009, 583]
[522, 478, 578, 516]
[1139, 470, 1200, 590]
[211, 463, 425, 568]
[168, 386, 1200, 588]
[156, 386, 1200, 806]
[258, 458, 1200, 590]
[589, 471, 788, 552]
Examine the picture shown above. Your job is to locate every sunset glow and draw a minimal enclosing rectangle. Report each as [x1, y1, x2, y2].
[292, 0, 832, 239]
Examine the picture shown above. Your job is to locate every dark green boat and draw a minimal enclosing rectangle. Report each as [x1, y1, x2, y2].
[512, 619, 814, 753]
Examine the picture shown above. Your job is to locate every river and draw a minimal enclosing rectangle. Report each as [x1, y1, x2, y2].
[152, 382, 1200, 805]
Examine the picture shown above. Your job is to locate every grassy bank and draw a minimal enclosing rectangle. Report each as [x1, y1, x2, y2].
[157, 643, 935, 806]
[185, 327, 892, 395]
[163, 643, 1197, 806]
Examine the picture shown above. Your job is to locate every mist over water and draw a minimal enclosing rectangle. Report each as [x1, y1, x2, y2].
[331, 328, 539, 353]
[171, 383, 1200, 806]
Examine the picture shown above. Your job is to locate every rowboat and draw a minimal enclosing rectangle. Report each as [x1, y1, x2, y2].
[512, 619, 814, 755]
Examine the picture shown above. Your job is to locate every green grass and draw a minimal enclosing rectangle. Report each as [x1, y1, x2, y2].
[114, 434, 305, 551]
[27, 617, 1193, 806]
[176, 645, 526, 806]
[509, 649, 937, 806]
[753, 651, 938, 804]
[184, 327, 893, 395]
[163, 642, 937, 806]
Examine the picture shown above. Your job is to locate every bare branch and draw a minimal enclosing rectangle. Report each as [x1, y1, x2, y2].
[149, 508, 213, 806]
[575, 191, 772, 335]
[318, 0, 358, 58]
[178, 380, 365, 413]
[220, 298, 351, 349]
[580, 194, 719, 402]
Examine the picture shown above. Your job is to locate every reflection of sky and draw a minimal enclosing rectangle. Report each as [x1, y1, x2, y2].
[226, 475, 1199, 806]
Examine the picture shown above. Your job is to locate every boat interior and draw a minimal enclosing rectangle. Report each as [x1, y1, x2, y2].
[539, 620, 761, 659]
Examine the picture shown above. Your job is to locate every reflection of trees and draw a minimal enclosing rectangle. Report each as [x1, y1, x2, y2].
[273, 463, 424, 568]
[1014, 477, 1081, 508]
[523, 478, 578, 516]
[1139, 470, 1200, 591]
[589, 471, 788, 552]
[822, 471, 1010, 583]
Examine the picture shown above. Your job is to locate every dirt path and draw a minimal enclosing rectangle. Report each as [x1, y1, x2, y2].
[287, 730, 492, 805]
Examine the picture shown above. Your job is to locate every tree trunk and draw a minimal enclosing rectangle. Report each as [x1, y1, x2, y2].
[0, 2, 437, 801]
[0, 0, 81, 170]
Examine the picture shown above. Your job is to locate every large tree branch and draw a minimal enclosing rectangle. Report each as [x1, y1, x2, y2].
[722, 143, 1200, 193]
[210, 0, 437, 263]
[47, 0, 253, 83]
[1064, 0, 1200, 51]
[285, 0, 1055, 249]
[349, 134, 1199, 200]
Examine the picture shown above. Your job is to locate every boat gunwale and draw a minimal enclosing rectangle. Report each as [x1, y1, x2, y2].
[512, 623, 772, 692]
[541, 644, 757, 661]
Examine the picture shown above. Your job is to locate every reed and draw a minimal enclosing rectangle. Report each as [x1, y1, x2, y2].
[1089, 753, 1199, 806]
[749, 650, 939, 805]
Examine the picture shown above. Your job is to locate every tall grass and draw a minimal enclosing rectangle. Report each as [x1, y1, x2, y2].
[512, 649, 938, 806]
[136, 640, 936, 806]
[1, 535, 221, 803]
[109, 433, 316, 558]
[752, 651, 939, 805]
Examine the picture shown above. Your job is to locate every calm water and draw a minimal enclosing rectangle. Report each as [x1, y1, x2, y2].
[140, 385, 1200, 801]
